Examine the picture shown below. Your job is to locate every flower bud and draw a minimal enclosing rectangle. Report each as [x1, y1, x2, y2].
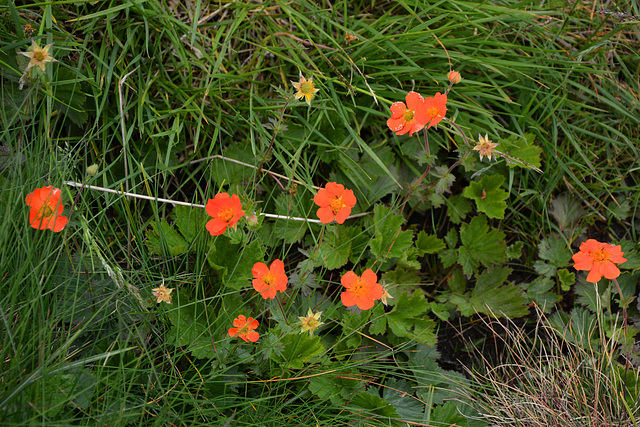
[87, 164, 99, 176]
[447, 71, 461, 84]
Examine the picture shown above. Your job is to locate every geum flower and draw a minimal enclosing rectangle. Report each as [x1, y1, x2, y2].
[252, 259, 288, 299]
[341, 269, 383, 311]
[387, 91, 428, 136]
[151, 284, 174, 304]
[205, 192, 245, 236]
[474, 134, 499, 162]
[19, 41, 57, 73]
[228, 315, 260, 342]
[572, 239, 627, 283]
[422, 92, 447, 129]
[298, 308, 324, 336]
[314, 182, 356, 224]
[292, 74, 320, 106]
[25, 186, 68, 232]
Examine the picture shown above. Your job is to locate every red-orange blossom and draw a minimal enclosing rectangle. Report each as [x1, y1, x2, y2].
[341, 269, 383, 311]
[572, 239, 626, 283]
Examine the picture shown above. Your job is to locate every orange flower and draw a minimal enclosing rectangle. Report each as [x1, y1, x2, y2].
[314, 182, 357, 224]
[423, 92, 447, 129]
[252, 259, 288, 299]
[205, 192, 245, 236]
[572, 239, 627, 283]
[387, 91, 431, 136]
[25, 186, 68, 232]
[228, 315, 260, 342]
[340, 269, 383, 311]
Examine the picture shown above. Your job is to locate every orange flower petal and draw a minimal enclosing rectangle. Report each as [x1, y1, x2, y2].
[355, 296, 375, 311]
[206, 218, 228, 236]
[405, 91, 424, 111]
[389, 101, 407, 119]
[325, 182, 345, 195]
[245, 330, 260, 342]
[334, 207, 352, 224]
[341, 271, 358, 288]
[340, 290, 357, 307]
[252, 262, 269, 278]
[313, 188, 332, 207]
[341, 190, 357, 208]
[315, 207, 335, 224]
[600, 261, 621, 280]
[387, 116, 406, 133]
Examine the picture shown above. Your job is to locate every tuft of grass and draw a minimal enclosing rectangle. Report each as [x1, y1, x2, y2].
[467, 307, 640, 426]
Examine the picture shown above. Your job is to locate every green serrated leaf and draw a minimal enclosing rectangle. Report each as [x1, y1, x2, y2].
[431, 165, 456, 195]
[318, 229, 351, 269]
[410, 344, 469, 405]
[381, 267, 421, 289]
[415, 231, 446, 256]
[538, 236, 572, 267]
[370, 205, 413, 259]
[463, 174, 508, 219]
[348, 392, 401, 424]
[507, 241, 524, 259]
[309, 371, 359, 406]
[174, 205, 206, 243]
[207, 236, 264, 289]
[342, 310, 371, 348]
[550, 193, 584, 230]
[458, 216, 507, 276]
[26, 372, 83, 417]
[534, 260, 556, 277]
[146, 220, 188, 256]
[369, 303, 387, 335]
[557, 268, 575, 291]
[470, 283, 529, 319]
[549, 307, 600, 349]
[431, 401, 469, 426]
[446, 194, 473, 224]
[382, 378, 424, 421]
[474, 266, 511, 292]
[271, 334, 324, 370]
[384, 293, 437, 345]
[500, 133, 542, 172]
[522, 276, 561, 312]
[446, 267, 467, 294]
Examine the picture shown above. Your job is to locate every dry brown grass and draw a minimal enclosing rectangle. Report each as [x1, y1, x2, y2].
[466, 308, 640, 427]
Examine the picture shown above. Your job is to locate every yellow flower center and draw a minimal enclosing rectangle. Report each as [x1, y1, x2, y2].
[34, 51, 46, 61]
[592, 248, 609, 262]
[38, 204, 55, 219]
[300, 81, 315, 94]
[427, 107, 439, 119]
[218, 207, 235, 222]
[262, 273, 276, 287]
[350, 278, 366, 298]
[330, 196, 346, 214]
[305, 317, 319, 329]
[403, 110, 414, 122]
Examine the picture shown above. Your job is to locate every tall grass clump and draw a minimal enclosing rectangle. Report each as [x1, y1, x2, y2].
[468, 307, 640, 426]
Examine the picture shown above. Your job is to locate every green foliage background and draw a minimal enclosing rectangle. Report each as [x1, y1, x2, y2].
[1, 0, 639, 425]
